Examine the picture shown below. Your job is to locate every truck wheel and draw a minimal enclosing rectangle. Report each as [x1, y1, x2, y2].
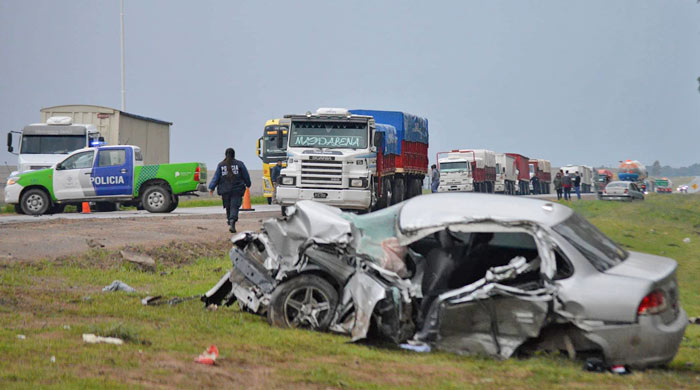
[267, 274, 338, 331]
[382, 178, 392, 206]
[142, 185, 172, 213]
[267, 197, 272, 205]
[409, 178, 422, 198]
[14, 204, 25, 214]
[166, 195, 179, 213]
[20, 188, 50, 215]
[393, 178, 405, 204]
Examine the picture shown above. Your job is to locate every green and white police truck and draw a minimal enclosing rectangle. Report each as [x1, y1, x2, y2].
[4, 145, 207, 215]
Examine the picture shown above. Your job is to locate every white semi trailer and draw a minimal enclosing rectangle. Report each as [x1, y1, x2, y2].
[495, 153, 517, 195]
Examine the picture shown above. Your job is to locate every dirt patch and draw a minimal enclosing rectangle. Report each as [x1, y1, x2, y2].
[0, 211, 278, 262]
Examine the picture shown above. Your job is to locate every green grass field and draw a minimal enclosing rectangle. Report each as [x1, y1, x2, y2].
[1, 194, 699, 388]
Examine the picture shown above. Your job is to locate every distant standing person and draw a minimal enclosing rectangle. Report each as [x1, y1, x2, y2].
[561, 170, 572, 201]
[269, 160, 283, 204]
[553, 172, 563, 200]
[574, 171, 582, 200]
[431, 164, 440, 193]
[209, 148, 251, 233]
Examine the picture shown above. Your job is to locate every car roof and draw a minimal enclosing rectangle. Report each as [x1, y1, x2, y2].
[398, 193, 573, 233]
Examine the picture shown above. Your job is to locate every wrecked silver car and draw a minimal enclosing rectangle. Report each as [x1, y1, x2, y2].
[203, 193, 687, 367]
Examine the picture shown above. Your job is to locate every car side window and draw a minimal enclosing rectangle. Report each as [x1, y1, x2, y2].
[553, 248, 574, 280]
[98, 149, 126, 167]
[61, 151, 94, 170]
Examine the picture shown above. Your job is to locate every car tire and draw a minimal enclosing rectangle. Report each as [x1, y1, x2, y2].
[20, 188, 50, 215]
[166, 195, 179, 213]
[141, 185, 172, 213]
[267, 274, 338, 331]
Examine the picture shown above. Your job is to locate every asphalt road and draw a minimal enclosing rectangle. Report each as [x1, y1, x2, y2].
[0, 203, 281, 225]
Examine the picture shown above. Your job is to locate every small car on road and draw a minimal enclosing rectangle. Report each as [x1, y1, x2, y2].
[205, 193, 686, 368]
[600, 181, 644, 201]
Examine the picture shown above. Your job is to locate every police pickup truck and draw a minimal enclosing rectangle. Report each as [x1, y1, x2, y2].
[4, 145, 207, 215]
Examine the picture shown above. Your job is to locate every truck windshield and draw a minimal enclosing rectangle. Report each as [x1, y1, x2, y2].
[440, 161, 468, 171]
[262, 125, 288, 161]
[553, 213, 628, 272]
[289, 121, 368, 149]
[20, 135, 85, 154]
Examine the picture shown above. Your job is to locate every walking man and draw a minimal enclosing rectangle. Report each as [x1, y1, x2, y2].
[574, 171, 582, 200]
[209, 148, 251, 233]
[553, 172, 563, 200]
[562, 170, 572, 201]
[430, 164, 440, 193]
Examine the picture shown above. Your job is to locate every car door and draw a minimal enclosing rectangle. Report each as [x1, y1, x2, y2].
[53, 150, 96, 200]
[91, 147, 133, 197]
[430, 231, 552, 358]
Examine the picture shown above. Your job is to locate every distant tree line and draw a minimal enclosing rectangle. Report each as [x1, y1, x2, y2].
[647, 160, 700, 177]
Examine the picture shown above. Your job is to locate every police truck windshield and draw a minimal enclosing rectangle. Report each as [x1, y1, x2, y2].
[289, 121, 368, 149]
[20, 135, 86, 154]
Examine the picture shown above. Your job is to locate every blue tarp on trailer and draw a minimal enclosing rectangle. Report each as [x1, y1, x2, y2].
[349, 109, 429, 145]
[375, 123, 400, 156]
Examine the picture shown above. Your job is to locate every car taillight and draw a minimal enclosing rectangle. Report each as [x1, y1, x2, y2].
[194, 166, 200, 182]
[637, 290, 667, 315]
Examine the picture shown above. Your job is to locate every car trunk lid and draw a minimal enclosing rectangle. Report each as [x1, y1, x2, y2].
[605, 252, 680, 324]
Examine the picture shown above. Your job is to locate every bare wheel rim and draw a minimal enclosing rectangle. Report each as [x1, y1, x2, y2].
[147, 191, 165, 209]
[25, 194, 45, 212]
[283, 286, 331, 329]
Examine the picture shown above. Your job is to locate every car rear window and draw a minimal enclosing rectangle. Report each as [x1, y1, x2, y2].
[553, 213, 628, 272]
[607, 182, 627, 188]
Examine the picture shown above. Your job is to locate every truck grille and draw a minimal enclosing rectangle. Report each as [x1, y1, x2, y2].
[300, 159, 343, 188]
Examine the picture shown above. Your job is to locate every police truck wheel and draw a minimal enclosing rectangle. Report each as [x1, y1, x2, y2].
[268, 274, 338, 331]
[166, 195, 179, 213]
[142, 185, 172, 213]
[14, 204, 25, 214]
[48, 203, 65, 214]
[95, 202, 118, 212]
[20, 188, 50, 215]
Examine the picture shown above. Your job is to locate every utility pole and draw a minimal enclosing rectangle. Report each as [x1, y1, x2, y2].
[120, 0, 126, 111]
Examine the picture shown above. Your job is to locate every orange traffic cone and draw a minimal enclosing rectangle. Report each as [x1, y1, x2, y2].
[240, 188, 254, 211]
[81, 202, 91, 214]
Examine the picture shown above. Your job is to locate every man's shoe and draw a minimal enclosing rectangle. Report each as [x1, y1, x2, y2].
[229, 223, 236, 233]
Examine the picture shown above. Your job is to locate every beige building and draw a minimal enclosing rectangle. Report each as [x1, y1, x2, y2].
[40, 105, 171, 164]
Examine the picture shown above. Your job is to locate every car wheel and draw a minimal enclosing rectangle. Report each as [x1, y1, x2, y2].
[142, 185, 172, 213]
[268, 274, 338, 331]
[20, 188, 50, 215]
[166, 195, 179, 213]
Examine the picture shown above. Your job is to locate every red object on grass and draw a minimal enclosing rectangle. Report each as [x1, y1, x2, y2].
[194, 345, 219, 365]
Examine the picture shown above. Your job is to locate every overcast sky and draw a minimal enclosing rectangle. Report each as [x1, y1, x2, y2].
[1, 1, 699, 170]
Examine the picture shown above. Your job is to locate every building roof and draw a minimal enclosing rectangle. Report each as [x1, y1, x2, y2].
[41, 105, 173, 125]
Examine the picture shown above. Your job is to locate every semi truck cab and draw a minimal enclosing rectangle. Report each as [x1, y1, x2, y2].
[7, 116, 103, 175]
[275, 108, 377, 211]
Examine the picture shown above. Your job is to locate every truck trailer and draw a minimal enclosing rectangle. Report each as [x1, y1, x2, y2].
[495, 153, 517, 194]
[562, 164, 593, 193]
[256, 118, 289, 204]
[506, 153, 531, 195]
[528, 158, 552, 194]
[275, 108, 428, 212]
[437, 149, 497, 193]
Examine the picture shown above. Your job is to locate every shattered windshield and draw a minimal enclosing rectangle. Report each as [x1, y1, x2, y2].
[553, 213, 628, 272]
[289, 121, 368, 149]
